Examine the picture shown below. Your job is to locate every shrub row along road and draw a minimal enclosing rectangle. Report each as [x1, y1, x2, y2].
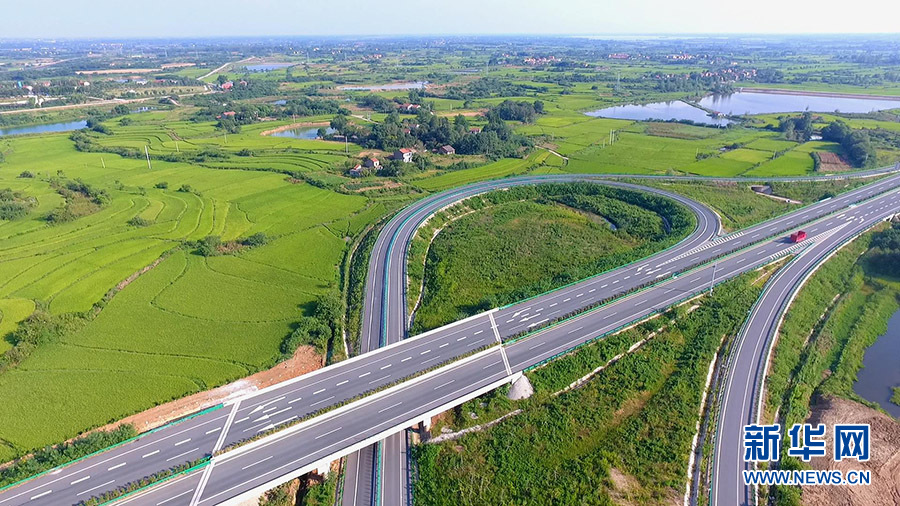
[1, 173, 898, 506]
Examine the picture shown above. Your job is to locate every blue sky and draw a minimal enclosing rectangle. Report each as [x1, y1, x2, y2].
[1, 0, 897, 38]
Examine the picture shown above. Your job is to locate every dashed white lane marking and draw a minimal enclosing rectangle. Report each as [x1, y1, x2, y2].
[336, 380, 349, 386]
[174, 438, 191, 446]
[433, 380, 455, 390]
[107, 462, 126, 471]
[235, 417, 249, 424]
[205, 427, 222, 434]
[310, 395, 336, 407]
[30, 491, 52, 500]
[528, 341, 546, 350]
[313, 388, 326, 394]
[166, 447, 199, 462]
[601, 284, 608, 288]
[78, 480, 114, 496]
[401, 356, 412, 362]
[368, 375, 391, 385]
[380, 364, 392, 370]
[358, 372, 370, 378]
[473, 330, 484, 335]
[241, 456, 273, 470]
[378, 402, 403, 414]
[439, 343, 450, 348]
[157, 489, 194, 505]
[143, 450, 160, 458]
[314, 426, 343, 440]
[70, 476, 90, 485]
[420, 349, 431, 355]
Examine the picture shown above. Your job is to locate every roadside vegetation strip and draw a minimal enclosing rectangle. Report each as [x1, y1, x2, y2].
[413, 273, 763, 505]
[76, 457, 210, 506]
[0, 404, 223, 492]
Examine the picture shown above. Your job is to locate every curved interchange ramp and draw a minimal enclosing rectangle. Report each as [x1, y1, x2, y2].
[0, 172, 898, 506]
[347, 176, 722, 506]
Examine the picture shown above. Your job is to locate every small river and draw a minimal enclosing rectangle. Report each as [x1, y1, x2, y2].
[0, 120, 87, 137]
[853, 309, 900, 418]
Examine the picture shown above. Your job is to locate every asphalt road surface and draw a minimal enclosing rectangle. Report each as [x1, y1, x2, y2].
[1, 172, 899, 506]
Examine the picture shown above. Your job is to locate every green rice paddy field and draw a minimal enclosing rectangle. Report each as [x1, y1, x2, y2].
[0, 79, 897, 462]
[0, 130, 371, 459]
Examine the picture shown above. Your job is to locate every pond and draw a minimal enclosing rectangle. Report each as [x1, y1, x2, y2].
[339, 81, 428, 91]
[698, 91, 900, 116]
[586, 91, 900, 126]
[586, 100, 732, 126]
[0, 120, 87, 137]
[244, 63, 293, 72]
[853, 309, 900, 418]
[270, 126, 336, 140]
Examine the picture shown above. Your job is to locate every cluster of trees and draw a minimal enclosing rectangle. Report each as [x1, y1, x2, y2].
[46, 179, 110, 223]
[443, 77, 547, 100]
[330, 107, 532, 160]
[194, 233, 269, 257]
[821, 120, 877, 167]
[280, 96, 348, 117]
[865, 222, 900, 275]
[0, 187, 36, 220]
[494, 99, 543, 123]
[280, 294, 343, 357]
[779, 111, 815, 142]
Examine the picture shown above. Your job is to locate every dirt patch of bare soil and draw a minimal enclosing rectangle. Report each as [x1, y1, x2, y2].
[816, 152, 853, 172]
[802, 395, 900, 506]
[346, 181, 403, 193]
[97, 346, 323, 434]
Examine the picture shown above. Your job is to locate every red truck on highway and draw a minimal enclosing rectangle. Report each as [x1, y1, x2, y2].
[790, 230, 807, 243]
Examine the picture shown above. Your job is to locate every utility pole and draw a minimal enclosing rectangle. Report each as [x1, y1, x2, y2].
[101, 157, 106, 169]
[175, 140, 179, 152]
[144, 146, 152, 170]
[709, 263, 717, 295]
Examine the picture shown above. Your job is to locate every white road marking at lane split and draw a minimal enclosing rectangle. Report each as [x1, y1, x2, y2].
[191, 400, 242, 506]
[488, 312, 513, 376]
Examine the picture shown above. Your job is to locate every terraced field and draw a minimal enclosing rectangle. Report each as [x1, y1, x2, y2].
[0, 133, 367, 460]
